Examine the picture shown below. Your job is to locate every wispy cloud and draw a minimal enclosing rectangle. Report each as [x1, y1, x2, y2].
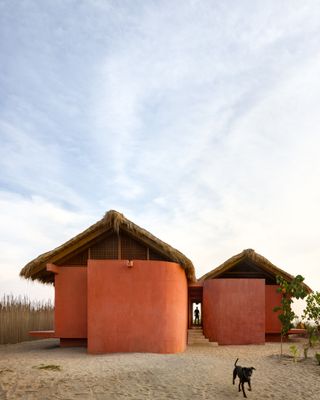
[0, 191, 94, 300]
[1, 1, 320, 300]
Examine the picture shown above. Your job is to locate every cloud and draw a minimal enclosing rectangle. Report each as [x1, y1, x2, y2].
[0, 192, 95, 300]
[122, 41, 320, 294]
[1, 0, 320, 301]
[87, 1, 320, 205]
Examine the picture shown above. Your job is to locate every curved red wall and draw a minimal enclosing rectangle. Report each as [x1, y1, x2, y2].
[203, 279, 265, 345]
[87, 260, 188, 354]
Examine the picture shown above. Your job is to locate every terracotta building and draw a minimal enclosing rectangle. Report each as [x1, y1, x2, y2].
[195, 249, 311, 345]
[20, 210, 311, 353]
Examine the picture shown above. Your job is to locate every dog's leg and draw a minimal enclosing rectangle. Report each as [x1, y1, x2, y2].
[248, 380, 252, 391]
[233, 369, 237, 385]
[238, 381, 241, 392]
[241, 382, 247, 398]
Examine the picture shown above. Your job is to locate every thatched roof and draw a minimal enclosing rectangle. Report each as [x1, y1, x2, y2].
[20, 210, 196, 283]
[198, 248, 312, 293]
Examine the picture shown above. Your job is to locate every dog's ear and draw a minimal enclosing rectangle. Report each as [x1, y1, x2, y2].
[251, 367, 256, 370]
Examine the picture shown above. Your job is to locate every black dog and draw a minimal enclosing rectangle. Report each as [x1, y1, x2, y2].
[232, 358, 256, 398]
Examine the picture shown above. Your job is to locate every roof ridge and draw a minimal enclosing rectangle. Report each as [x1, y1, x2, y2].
[20, 209, 196, 283]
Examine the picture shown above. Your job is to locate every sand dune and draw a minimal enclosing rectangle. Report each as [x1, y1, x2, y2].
[0, 339, 319, 399]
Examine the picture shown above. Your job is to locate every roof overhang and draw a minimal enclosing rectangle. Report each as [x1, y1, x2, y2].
[198, 248, 312, 293]
[20, 210, 196, 283]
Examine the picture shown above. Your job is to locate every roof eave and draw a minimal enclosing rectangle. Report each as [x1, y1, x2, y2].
[20, 210, 196, 283]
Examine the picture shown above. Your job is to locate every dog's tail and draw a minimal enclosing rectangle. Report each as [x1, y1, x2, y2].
[234, 358, 239, 367]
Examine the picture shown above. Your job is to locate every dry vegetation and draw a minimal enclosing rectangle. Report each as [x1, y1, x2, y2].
[0, 295, 53, 344]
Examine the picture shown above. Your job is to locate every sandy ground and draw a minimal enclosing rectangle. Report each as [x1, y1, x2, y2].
[0, 339, 319, 399]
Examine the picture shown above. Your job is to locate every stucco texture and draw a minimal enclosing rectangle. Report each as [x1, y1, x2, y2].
[87, 260, 188, 354]
[203, 279, 265, 345]
[54, 266, 87, 339]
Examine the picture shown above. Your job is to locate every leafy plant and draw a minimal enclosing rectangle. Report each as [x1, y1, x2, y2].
[301, 324, 319, 360]
[302, 292, 320, 358]
[273, 274, 308, 358]
[289, 345, 299, 363]
[303, 292, 320, 327]
[308, 326, 319, 347]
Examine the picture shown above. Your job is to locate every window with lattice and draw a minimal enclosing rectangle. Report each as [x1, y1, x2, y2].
[121, 233, 147, 260]
[149, 248, 170, 261]
[90, 233, 118, 259]
[58, 249, 88, 265]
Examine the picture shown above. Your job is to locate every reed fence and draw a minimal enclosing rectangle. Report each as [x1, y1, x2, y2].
[0, 294, 54, 344]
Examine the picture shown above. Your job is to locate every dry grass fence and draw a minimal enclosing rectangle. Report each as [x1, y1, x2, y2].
[0, 295, 54, 344]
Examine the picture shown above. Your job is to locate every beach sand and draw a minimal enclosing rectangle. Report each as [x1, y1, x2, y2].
[0, 339, 319, 399]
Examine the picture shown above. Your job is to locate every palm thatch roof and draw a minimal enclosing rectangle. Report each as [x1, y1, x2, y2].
[198, 248, 312, 293]
[20, 210, 196, 283]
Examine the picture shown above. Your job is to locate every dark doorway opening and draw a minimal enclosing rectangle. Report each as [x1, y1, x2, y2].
[188, 285, 203, 328]
[192, 302, 202, 326]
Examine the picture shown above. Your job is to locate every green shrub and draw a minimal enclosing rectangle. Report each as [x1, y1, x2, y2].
[289, 345, 299, 363]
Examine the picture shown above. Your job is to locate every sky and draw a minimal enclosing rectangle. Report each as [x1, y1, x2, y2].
[1, 1, 320, 311]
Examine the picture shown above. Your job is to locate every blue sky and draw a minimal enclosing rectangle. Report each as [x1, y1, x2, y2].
[1, 0, 320, 304]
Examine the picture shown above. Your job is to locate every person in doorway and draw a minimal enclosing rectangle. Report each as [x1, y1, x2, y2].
[194, 306, 200, 325]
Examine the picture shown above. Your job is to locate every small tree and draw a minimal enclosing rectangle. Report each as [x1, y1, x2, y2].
[303, 292, 320, 328]
[273, 274, 307, 358]
[302, 292, 320, 355]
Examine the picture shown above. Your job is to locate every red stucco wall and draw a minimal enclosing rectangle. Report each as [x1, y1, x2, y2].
[54, 266, 87, 338]
[87, 260, 188, 354]
[265, 285, 281, 333]
[203, 279, 265, 345]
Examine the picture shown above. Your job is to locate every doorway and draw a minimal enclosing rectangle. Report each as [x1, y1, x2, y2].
[188, 285, 203, 328]
[192, 302, 202, 326]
